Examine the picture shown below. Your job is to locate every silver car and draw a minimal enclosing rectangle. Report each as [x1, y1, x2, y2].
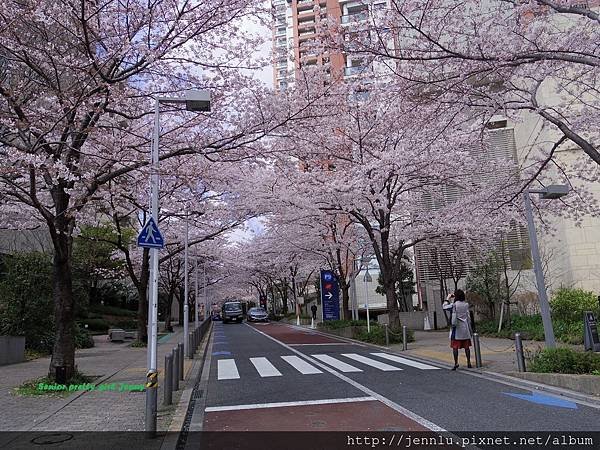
[247, 307, 269, 323]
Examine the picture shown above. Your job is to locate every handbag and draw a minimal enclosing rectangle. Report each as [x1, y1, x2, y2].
[450, 304, 457, 340]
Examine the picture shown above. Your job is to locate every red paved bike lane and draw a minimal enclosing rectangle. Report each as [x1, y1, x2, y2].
[247, 322, 343, 345]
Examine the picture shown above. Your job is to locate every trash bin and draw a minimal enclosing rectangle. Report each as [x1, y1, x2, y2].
[55, 366, 67, 384]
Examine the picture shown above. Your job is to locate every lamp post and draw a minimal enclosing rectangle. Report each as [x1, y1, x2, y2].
[184, 217, 189, 359]
[145, 90, 210, 436]
[363, 267, 372, 333]
[194, 255, 199, 327]
[523, 184, 569, 349]
[203, 262, 208, 320]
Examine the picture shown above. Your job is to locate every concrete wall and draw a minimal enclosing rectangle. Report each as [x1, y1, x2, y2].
[0, 336, 25, 365]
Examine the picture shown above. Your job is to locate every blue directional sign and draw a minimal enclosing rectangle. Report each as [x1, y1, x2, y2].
[503, 392, 578, 409]
[320, 269, 340, 321]
[137, 217, 165, 249]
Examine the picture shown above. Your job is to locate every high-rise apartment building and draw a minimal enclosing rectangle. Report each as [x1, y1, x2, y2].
[271, 0, 392, 92]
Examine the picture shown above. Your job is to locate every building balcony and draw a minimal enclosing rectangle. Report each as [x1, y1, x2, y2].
[344, 65, 372, 77]
[341, 11, 368, 24]
[297, 0, 314, 12]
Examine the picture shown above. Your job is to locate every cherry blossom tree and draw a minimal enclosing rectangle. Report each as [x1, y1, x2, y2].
[330, 0, 600, 172]
[0, 0, 275, 379]
[269, 77, 526, 329]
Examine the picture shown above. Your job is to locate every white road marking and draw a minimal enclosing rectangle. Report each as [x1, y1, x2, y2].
[342, 353, 403, 371]
[311, 354, 362, 372]
[205, 396, 376, 412]
[281, 355, 323, 374]
[247, 323, 445, 432]
[250, 357, 282, 377]
[371, 353, 440, 370]
[217, 359, 240, 380]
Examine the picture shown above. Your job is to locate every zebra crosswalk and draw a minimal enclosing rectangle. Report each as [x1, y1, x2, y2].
[215, 353, 439, 380]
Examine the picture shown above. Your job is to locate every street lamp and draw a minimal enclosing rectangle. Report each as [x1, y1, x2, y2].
[363, 266, 372, 333]
[523, 184, 569, 349]
[146, 89, 210, 436]
[183, 216, 189, 360]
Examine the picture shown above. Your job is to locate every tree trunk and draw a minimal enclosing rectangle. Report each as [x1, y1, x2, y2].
[340, 282, 350, 320]
[163, 286, 175, 332]
[385, 280, 400, 329]
[49, 216, 76, 380]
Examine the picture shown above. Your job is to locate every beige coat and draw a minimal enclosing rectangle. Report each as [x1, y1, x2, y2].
[450, 301, 472, 340]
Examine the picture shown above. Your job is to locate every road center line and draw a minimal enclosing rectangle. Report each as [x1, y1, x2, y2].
[205, 396, 376, 413]
[245, 323, 445, 432]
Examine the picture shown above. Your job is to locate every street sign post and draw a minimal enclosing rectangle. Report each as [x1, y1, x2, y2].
[137, 217, 165, 249]
[320, 270, 340, 321]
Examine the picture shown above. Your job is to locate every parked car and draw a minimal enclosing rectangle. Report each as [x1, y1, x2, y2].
[247, 307, 269, 323]
[222, 301, 244, 323]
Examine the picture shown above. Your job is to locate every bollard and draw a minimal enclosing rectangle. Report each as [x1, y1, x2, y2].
[164, 353, 173, 405]
[402, 326, 407, 351]
[384, 324, 389, 347]
[188, 333, 194, 359]
[178, 343, 184, 380]
[172, 347, 180, 391]
[515, 332, 526, 372]
[473, 333, 482, 368]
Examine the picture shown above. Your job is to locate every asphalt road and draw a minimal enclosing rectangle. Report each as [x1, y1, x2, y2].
[188, 320, 600, 447]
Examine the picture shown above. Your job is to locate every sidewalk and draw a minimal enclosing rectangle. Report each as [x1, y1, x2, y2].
[1, 325, 193, 432]
[388, 329, 548, 373]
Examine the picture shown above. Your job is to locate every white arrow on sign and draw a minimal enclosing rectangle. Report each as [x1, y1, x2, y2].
[325, 292, 333, 299]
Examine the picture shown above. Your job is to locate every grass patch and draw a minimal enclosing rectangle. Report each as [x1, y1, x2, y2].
[14, 372, 99, 397]
[130, 340, 147, 348]
[529, 348, 600, 374]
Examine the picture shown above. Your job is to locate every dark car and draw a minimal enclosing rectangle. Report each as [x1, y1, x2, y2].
[247, 307, 269, 323]
[222, 301, 244, 323]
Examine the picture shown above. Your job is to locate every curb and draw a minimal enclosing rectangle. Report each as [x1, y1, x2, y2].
[284, 322, 600, 408]
[160, 322, 212, 450]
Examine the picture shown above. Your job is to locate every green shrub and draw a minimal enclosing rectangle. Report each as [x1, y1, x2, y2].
[550, 288, 599, 322]
[113, 319, 137, 330]
[0, 252, 55, 352]
[477, 315, 545, 341]
[74, 325, 95, 349]
[529, 348, 600, 374]
[88, 304, 137, 317]
[318, 319, 367, 330]
[80, 318, 110, 332]
[477, 315, 585, 344]
[354, 325, 414, 345]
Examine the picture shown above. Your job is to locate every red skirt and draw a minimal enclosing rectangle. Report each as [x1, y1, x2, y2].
[451, 339, 471, 349]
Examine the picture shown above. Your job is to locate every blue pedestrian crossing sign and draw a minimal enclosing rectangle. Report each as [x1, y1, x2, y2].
[137, 217, 165, 249]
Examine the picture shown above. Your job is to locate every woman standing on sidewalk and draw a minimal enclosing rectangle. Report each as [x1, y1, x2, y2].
[450, 289, 473, 370]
